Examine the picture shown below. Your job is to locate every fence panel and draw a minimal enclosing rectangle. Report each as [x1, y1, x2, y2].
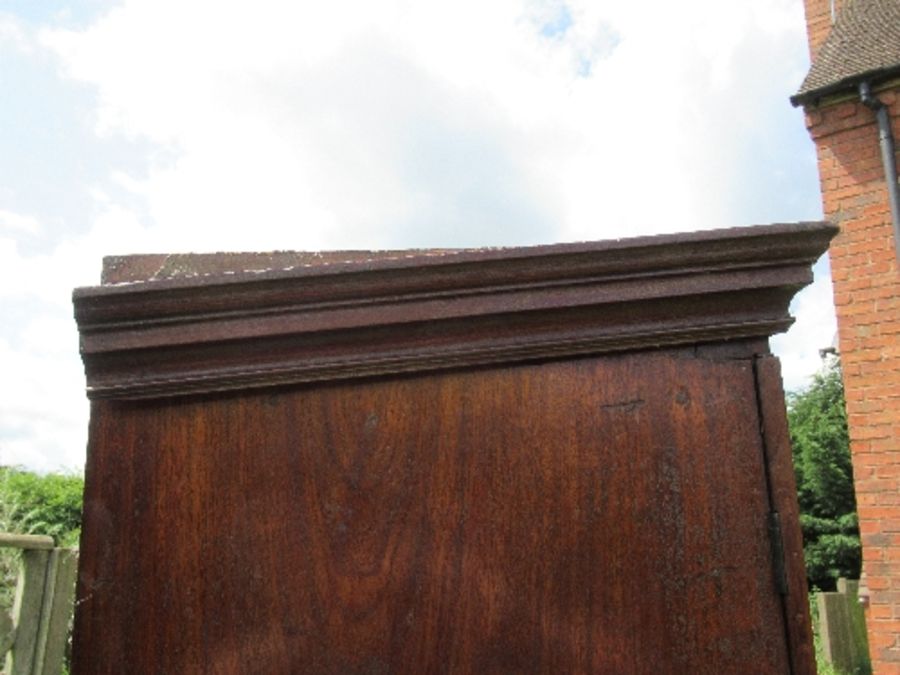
[817, 578, 872, 674]
[1, 534, 77, 675]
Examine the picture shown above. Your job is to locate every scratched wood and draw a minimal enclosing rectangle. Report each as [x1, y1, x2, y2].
[73, 350, 790, 674]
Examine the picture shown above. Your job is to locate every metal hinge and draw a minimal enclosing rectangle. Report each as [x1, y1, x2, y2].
[768, 511, 788, 595]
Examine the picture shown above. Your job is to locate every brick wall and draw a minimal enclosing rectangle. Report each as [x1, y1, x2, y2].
[805, 87, 900, 671]
[802, 0, 843, 59]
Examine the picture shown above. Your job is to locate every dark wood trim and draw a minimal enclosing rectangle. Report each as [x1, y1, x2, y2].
[755, 355, 817, 675]
[74, 222, 836, 400]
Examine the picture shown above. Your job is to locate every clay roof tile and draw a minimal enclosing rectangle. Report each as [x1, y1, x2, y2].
[791, 0, 900, 106]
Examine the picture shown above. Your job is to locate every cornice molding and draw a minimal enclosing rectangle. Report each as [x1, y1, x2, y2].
[73, 222, 837, 400]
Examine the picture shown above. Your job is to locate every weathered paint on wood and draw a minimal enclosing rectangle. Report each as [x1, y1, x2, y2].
[3, 546, 78, 675]
[7, 549, 49, 675]
[0, 534, 54, 551]
[33, 549, 78, 675]
[817, 579, 871, 673]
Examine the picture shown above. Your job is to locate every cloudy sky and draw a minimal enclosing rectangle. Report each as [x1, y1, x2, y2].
[1, 0, 833, 472]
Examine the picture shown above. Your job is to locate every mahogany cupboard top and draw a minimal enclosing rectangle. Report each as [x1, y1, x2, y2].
[73, 222, 836, 400]
[71, 221, 836, 674]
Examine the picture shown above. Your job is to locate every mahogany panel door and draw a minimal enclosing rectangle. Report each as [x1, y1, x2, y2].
[73, 348, 795, 674]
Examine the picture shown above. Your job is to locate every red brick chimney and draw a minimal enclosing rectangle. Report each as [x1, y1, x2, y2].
[793, 0, 900, 669]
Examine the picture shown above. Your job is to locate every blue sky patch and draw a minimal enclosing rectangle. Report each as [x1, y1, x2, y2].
[540, 4, 572, 39]
[3, 0, 117, 28]
[0, 37, 155, 253]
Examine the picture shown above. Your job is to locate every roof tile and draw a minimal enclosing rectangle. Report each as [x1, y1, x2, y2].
[793, 0, 900, 105]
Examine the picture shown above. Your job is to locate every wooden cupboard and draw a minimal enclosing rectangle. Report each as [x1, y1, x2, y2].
[72, 222, 835, 674]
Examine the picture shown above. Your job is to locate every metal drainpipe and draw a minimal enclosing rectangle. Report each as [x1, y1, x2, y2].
[858, 82, 900, 263]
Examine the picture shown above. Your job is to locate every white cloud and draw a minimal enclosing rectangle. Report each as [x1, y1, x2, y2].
[771, 257, 838, 392]
[0, 205, 151, 307]
[0, 326, 87, 472]
[0, 0, 829, 470]
[0, 209, 41, 235]
[38, 0, 812, 250]
[0, 203, 153, 471]
[0, 12, 34, 54]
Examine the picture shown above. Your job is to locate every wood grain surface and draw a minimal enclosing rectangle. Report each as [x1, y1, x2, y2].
[73, 349, 793, 674]
[754, 355, 817, 675]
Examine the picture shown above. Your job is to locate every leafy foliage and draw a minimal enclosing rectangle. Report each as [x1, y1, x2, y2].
[0, 467, 84, 616]
[0, 467, 84, 546]
[788, 360, 861, 591]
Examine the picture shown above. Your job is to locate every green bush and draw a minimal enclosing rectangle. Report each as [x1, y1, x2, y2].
[788, 360, 861, 591]
[0, 467, 84, 616]
[0, 467, 84, 546]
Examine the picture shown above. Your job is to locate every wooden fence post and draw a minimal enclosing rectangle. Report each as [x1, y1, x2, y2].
[1, 534, 78, 675]
[817, 578, 872, 674]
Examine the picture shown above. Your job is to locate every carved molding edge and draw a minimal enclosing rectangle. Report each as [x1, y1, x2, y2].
[73, 222, 837, 399]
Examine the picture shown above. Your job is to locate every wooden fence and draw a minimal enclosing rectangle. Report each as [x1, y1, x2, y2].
[817, 578, 872, 674]
[1, 533, 77, 675]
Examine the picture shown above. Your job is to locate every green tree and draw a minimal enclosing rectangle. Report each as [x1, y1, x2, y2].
[787, 360, 861, 591]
